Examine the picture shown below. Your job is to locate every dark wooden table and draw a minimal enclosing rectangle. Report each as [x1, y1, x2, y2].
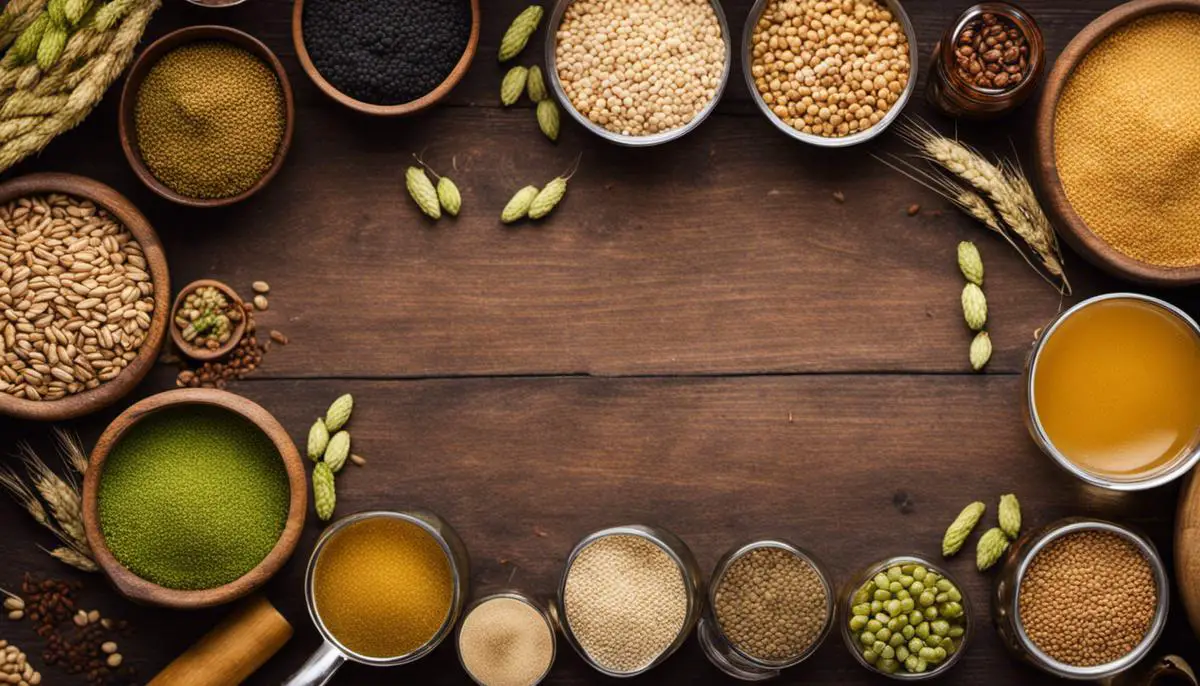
[2, 0, 1198, 683]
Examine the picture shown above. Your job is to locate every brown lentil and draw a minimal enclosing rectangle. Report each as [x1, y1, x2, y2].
[0, 194, 155, 403]
[1018, 531, 1157, 667]
[750, 0, 910, 138]
[563, 535, 688, 674]
[135, 42, 285, 200]
[19, 575, 136, 685]
[954, 13, 1029, 90]
[714, 547, 828, 662]
[554, 0, 727, 137]
[1054, 12, 1200, 268]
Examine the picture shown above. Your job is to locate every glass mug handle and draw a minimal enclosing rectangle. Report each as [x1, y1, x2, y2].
[282, 641, 345, 686]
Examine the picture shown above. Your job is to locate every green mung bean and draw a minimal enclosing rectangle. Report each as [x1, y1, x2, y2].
[98, 405, 290, 590]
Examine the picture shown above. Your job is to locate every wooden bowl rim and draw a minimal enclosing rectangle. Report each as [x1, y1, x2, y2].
[1034, 0, 1200, 286]
[82, 388, 308, 610]
[118, 25, 296, 209]
[169, 278, 247, 361]
[291, 0, 480, 116]
[0, 173, 170, 422]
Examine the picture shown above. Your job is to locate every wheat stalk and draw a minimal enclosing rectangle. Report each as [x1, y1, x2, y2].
[54, 428, 88, 475]
[890, 120, 1071, 294]
[0, 465, 51, 528]
[43, 545, 98, 572]
[19, 443, 87, 550]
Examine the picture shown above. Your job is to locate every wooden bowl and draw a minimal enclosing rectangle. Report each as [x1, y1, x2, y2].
[1176, 471, 1200, 638]
[1034, 0, 1200, 287]
[0, 173, 170, 422]
[82, 388, 307, 610]
[118, 26, 295, 208]
[170, 279, 247, 361]
[291, 0, 480, 116]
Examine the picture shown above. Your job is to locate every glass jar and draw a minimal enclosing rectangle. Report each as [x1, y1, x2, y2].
[992, 518, 1169, 681]
[840, 556, 972, 680]
[926, 3, 1045, 118]
[697, 539, 834, 681]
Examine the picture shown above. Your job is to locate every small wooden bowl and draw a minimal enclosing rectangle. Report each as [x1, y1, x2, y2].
[1034, 0, 1200, 287]
[170, 279, 247, 361]
[118, 26, 295, 208]
[83, 389, 307, 610]
[291, 0, 480, 116]
[0, 173, 170, 422]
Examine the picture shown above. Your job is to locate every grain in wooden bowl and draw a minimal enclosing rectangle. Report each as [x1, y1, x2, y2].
[119, 25, 294, 208]
[0, 173, 170, 422]
[292, 0, 480, 116]
[1035, 0, 1200, 286]
[82, 389, 307, 610]
[169, 279, 247, 362]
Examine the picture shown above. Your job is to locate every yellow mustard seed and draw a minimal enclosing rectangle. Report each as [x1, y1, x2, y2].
[312, 517, 453, 659]
[135, 41, 284, 200]
[1055, 12, 1200, 268]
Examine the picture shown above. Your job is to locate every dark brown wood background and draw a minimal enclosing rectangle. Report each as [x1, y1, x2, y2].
[2, 0, 1198, 683]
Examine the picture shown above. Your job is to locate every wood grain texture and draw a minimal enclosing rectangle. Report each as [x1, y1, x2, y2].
[0, 376, 1190, 684]
[0, 1, 1197, 685]
[11, 0, 1193, 377]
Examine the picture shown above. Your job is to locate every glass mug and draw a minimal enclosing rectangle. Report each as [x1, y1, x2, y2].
[283, 510, 470, 686]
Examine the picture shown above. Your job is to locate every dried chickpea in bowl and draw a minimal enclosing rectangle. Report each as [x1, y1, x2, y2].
[547, 0, 733, 146]
[744, 0, 917, 147]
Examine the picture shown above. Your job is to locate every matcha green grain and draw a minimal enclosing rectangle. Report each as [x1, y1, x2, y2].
[98, 406, 290, 590]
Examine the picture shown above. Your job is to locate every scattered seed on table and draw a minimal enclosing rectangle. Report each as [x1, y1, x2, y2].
[252, 281, 270, 294]
[908, 204, 921, 216]
[269, 330, 288, 345]
[253, 295, 269, 311]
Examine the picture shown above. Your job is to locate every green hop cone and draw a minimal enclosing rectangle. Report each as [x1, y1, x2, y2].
[957, 241, 984, 286]
[998, 493, 1021, 539]
[324, 431, 351, 473]
[501, 185, 540, 224]
[527, 65, 548, 102]
[537, 99, 560, 142]
[307, 418, 329, 461]
[976, 527, 1010, 571]
[47, 0, 67, 26]
[501, 66, 528, 106]
[313, 462, 336, 521]
[437, 177, 462, 217]
[405, 167, 441, 220]
[499, 5, 544, 62]
[942, 501, 985, 557]
[961, 283, 987, 331]
[37, 24, 67, 71]
[64, 0, 93, 26]
[528, 177, 567, 219]
[10, 14, 50, 65]
[324, 393, 354, 432]
[969, 331, 992, 372]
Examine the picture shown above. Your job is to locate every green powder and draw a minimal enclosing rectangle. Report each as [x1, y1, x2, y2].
[98, 405, 290, 590]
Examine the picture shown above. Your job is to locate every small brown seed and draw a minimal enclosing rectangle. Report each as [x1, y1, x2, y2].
[907, 203, 921, 216]
[251, 280, 270, 294]
[87, 609, 99, 623]
[73, 610, 87, 626]
[832, 191, 846, 204]
[350, 453, 367, 467]
[253, 295, 269, 311]
[1, 598, 22, 612]
[269, 330, 288, 345]
[105, 653, 122, 668]
[6, 611, 22, 621]
[100, 641, 117, 654]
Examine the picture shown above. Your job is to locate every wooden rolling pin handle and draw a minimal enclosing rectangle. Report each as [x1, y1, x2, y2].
[149, 595, 293, 686]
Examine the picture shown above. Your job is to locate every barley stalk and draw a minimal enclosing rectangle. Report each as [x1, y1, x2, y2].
[0, 464, 51, 528]
[20, 443, 86, 549]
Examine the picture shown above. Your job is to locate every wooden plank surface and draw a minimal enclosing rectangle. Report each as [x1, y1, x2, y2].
[0, 0, 1197, 685]
[0, 376, 1189, 684]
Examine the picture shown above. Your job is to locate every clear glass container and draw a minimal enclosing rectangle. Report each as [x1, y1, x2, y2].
[926, 3, 1045, 118]
[554, 525, 704, 678]
[697, 539, 834, 681]
[992, 518, 1169, 681]
[457, 591, 557, 686]
[839, 556, 972, 681]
